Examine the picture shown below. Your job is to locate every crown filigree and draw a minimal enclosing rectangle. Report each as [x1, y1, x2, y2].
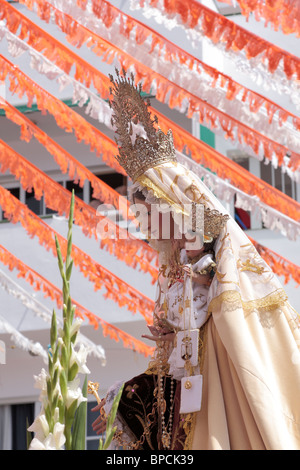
[204, 206, 229, 240]
[109, 69, 177, 182]
[190, 202, 229, 242]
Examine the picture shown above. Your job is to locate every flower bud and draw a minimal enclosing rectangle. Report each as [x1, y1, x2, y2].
[59, 371, 68, 398]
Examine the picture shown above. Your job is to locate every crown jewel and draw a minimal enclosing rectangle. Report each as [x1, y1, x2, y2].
[109, 69, 177, 181]
[190, 202, 229, 242]
[203, 207, 230, 240]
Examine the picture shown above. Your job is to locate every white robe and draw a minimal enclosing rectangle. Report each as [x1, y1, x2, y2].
[163, 249, 215, 380]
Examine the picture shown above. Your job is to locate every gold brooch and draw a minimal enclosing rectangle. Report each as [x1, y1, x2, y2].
[184, 380, 192, 390]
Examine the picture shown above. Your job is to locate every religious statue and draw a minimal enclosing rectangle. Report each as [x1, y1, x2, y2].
[92, 69, 300, 450]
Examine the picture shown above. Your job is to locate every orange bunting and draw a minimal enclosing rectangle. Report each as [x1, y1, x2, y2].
[152, 109, 300, 224]
[0, 54, 123, 175]
[1, 53, 300, 224]
[249, 236, 300, 286]
[0, 0, 113, 98]
[0, 178, 156, 324]
[81, 0, 300, 131]
[0, 244, 155, 357]
[1, 1, 300, 173]
[1, 161, 299, 293]
[0, 98, 158, 281]
[217, 0, 300, 37]
[1, 138, 298, 289]
[135, 0, 300, 79]
[2, 103, 299, 290]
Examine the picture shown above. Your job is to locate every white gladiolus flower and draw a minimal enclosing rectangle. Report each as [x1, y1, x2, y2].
[65, 378, 87, 409]
[28, 411, 49, 441]
[52, 421, 66, 449]
[33, 368, 48, 391]
[70, 318, 83, 340]
[33, 364, 62, 405]
[28, 408, 65, 450]
[53, 356, 63, 374]
[29, 437, 52, 450]
[29, 422, 65, 450]
[33, 368, 49, 406]
[70, 343, 90, 374]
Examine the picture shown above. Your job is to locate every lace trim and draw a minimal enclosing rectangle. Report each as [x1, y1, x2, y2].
[207, 288, 288, 315]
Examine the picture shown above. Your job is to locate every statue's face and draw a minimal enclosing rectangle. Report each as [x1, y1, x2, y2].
[132, 198, 176, 241]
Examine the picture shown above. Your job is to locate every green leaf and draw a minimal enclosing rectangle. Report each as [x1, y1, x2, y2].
[66, 398, 78, 423]
[46, 377, 52, 400]
[71, 376, 88, 450]
[62, 276, 69, 303]
[66, 259, 73, 281]
[53, 344, 59, 364]
[66, 235, 72, 266]
[102, 426, 117, 451]
[50, 309, 57, 349]
[61, 344, 68, 370]
[44, 404, 52, 431]
[67, 296, 72, 315]
[58, 399, 65, 424]
[59, 370, 68, 397]
[108, 384, 124, 427]
[55, 235, 64, 275]
[98, 438, 103, 450]
[53, 367, 59, 388]
[63, 317, 70, 344]
[51, 391, 59, 411]
[66, 191, 74, 267]
[70, 332, 78, 345]
[68, 362, 79, 382]
[99, 383, 124, 451]
[48, 355, 53, 376]
[68, 190, 75, 230]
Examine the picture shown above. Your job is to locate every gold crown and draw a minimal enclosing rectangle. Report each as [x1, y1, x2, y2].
[190, 202, 229, 242]
[203, 206, 229, 241]
[109, 69, 177, 182]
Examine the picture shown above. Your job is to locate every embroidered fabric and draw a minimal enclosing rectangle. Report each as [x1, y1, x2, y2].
[167, 249, 213, 330]
[159, 249, 213, 380]
[130, 161, 295, 325]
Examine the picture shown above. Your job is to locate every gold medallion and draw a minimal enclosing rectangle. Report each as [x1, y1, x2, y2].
[184, 380, 192, 390]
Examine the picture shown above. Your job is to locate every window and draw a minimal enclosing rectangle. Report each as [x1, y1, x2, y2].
[0, 402, 34, 450]
[25, 189, 43, 216]
[89, 172, 127, 216]
[260, 160, 296, 199]
[232, 157, 251, 230]
[90, 172, 127, 202]
[11, 403, 35, 450]
[1, 187, 20, 221]
[66, 180, 84, 201]
[0, 172, 127, 222]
